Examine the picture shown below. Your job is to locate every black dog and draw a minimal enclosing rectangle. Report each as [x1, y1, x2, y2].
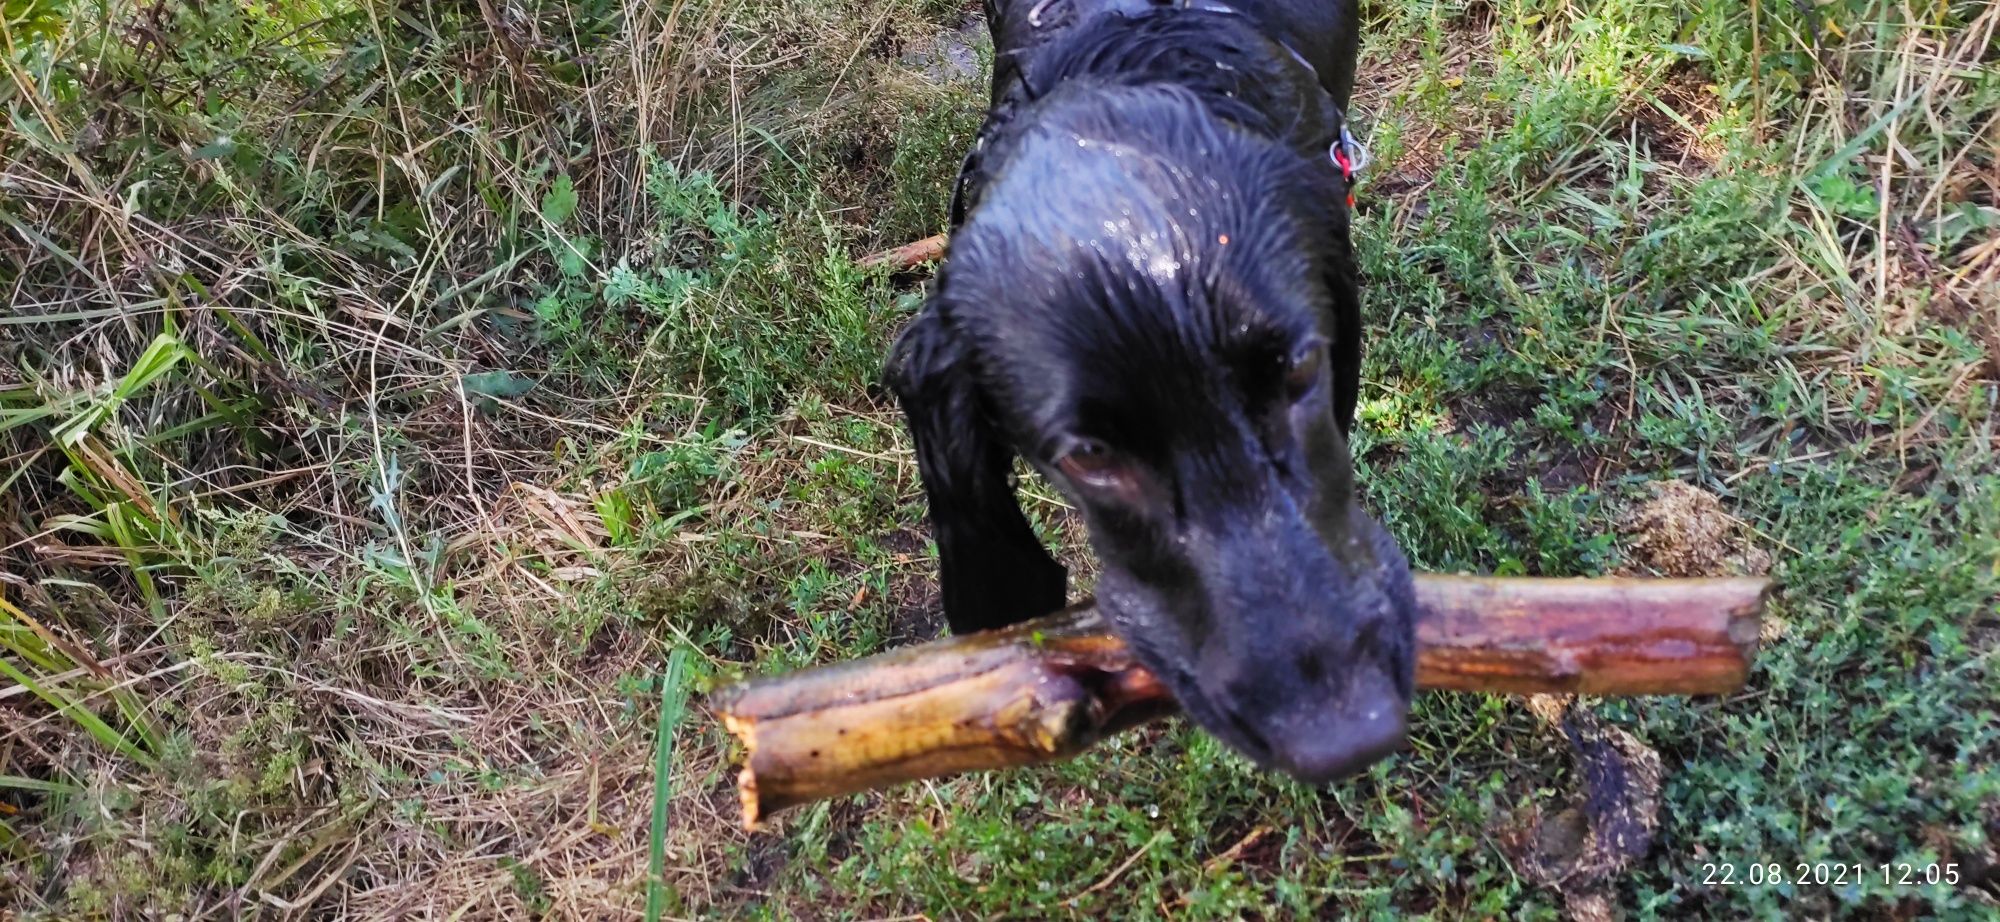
[885, 0, 1417, 783]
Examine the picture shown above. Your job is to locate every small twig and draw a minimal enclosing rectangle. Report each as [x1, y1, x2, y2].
[859, 234, 948, 270]
[1072, 830, 1171, 903]
[1202, 825, 1273, 874]
[787, 434, 913, 464]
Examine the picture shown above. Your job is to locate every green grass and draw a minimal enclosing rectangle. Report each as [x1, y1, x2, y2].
[2, 0, 1995, 917]
[650, 646, 696, 920]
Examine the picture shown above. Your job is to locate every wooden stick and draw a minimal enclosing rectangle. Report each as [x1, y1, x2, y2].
[858, 233, 947, 270]
[711, 574, 1771, 828]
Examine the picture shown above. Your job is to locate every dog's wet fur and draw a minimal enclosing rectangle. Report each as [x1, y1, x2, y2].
[885, 0, 1417, 784]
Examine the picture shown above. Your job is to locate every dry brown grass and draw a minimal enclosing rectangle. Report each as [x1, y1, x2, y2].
[1614, 480, 1771, 578]
[0, 0, 939, 915]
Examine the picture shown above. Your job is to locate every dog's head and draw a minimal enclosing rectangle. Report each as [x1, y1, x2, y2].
[893, 85, 1417, 783]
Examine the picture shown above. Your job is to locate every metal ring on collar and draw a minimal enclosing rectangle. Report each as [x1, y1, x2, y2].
[1334, 124, 1370, 175]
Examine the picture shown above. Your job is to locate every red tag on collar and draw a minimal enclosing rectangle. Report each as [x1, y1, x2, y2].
[1332, 143, 1356, 208]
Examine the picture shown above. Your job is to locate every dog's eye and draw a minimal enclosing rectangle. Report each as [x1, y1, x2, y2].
[1284, 344, 1326, 401]
[1055, 438, 1124, 486]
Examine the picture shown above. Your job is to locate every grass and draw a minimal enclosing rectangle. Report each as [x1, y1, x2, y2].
[1, 0, 1994, 917]
[650, 646, 696, 920]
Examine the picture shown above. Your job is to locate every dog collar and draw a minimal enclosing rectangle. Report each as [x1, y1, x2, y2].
[1333, 122, 1368, 206]
[1180, 0, 1375, 203]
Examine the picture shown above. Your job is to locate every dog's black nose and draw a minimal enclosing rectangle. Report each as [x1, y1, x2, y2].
[1271, 701, 1408, 785]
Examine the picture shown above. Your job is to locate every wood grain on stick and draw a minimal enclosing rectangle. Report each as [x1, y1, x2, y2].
[712, 574, 1770, 828]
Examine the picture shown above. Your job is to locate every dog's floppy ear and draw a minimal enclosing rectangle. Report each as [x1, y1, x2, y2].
[885, 301, 1067, 634]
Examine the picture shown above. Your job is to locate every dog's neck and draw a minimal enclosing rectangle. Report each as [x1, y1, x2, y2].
[954, 1, 1358, 231]
[1025, 10, 1333, 140]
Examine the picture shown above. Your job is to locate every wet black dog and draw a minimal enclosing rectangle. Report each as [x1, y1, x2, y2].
[885, 0, 1417, 783]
